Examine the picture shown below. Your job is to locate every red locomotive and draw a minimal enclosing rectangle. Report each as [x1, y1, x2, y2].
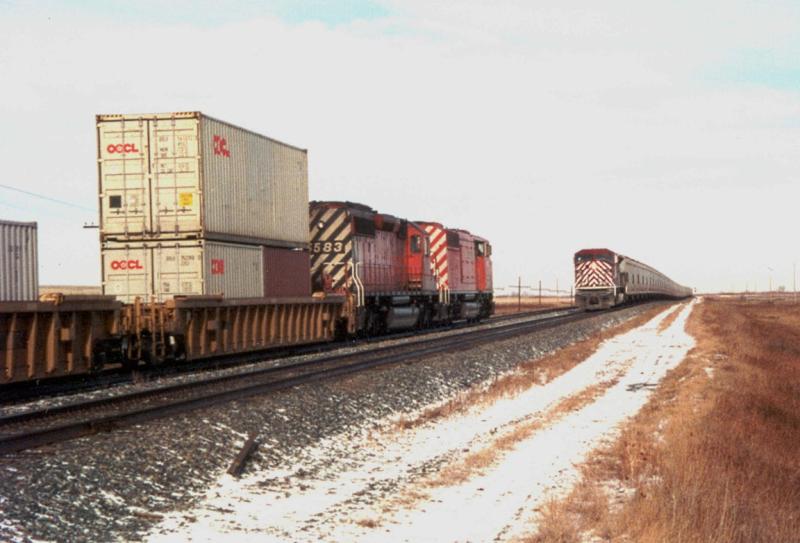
[310, 202, 494, 335]
[416, 222, 493, 317]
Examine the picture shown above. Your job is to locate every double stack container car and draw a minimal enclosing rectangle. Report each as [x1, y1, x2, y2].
[97, 112, 311, 301]
[0, 220, 38, 301]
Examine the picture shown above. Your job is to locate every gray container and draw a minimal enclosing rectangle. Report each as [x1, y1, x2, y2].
[102, 239, 264, 303]
[0, 220, 38, 301]
[97, 112, 309, 247]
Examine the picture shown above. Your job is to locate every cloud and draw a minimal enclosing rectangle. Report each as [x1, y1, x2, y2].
[0, 1, 798, 291]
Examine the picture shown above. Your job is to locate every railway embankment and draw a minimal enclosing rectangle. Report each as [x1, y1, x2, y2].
[0, 304, 659, 542]
[142, 302, 680, 542]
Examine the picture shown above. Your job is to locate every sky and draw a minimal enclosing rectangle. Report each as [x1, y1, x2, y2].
[0, 0, 798, 294]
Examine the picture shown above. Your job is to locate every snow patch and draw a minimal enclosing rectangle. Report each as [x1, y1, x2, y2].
[145, 302, 697, 542]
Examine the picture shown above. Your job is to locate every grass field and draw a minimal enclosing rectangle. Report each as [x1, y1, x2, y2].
[493, 295, 574, 315]
[530, 297, 800, 542]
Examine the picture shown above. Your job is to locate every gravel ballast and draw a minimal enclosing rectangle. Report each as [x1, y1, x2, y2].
[0, 303, 662, 542]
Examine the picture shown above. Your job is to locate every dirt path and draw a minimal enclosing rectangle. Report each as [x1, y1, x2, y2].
[146, 301, 696, 542]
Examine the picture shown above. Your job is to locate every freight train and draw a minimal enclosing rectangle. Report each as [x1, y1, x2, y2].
[0, 111, 496, 385]
[574, 248, 691, 310]
[0, 203, 494, 385]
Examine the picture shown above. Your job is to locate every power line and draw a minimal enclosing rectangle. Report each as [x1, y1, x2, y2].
[0, 183, 95, 212]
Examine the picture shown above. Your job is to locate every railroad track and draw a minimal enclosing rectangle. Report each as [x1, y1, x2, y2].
[0, 305, 619, 455]
[0, 306, 575, 406]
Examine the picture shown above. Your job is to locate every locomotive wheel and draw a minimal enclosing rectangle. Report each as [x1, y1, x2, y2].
[119, 336, 139, 371]
[366, 307, 385, 336]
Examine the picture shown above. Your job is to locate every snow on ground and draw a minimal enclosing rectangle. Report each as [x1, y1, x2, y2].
[146, 301, 696, 543]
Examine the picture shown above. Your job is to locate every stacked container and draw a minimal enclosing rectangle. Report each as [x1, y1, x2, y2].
[98, 112, 311, 302]
[0, 220, 38, 301]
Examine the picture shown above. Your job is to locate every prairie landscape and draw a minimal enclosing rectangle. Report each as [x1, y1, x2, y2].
[494, 295, 574, 315]
[530, 297, 800, 542]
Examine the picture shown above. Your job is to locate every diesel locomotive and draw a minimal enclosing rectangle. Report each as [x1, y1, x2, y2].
[574, 248, 691, 310]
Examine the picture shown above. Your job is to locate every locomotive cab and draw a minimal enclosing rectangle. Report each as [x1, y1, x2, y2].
[406, 223, 436, 292]
[574, 248, 621, 310]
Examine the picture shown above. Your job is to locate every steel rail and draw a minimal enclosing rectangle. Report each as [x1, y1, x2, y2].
[0, 308, 580, 427]
[0, 306, 574, 406]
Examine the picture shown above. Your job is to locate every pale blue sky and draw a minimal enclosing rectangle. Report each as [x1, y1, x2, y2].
[3, 0, 391, 26]
[708, 48, 800, 91]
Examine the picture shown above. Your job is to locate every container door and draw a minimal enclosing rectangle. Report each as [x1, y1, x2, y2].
[153, 243, 204, 301]
[98, 119, 150, 237]
[102, 244, 151, 303]
[205, 242, 264, 299]
[149, 117, 202, 237]
[264, 247, 311, 297]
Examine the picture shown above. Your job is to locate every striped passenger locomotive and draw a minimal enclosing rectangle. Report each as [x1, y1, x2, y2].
[574, 248, 691, 310]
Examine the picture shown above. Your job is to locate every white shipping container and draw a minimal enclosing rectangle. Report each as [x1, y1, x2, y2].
[0, 220, 38, 301]
[97, 112, 309, 247]
[102, 240, 264, 303]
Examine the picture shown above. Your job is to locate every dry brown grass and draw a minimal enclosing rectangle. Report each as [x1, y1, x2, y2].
[354, 517, 381, 528]
[656, 301, 685, 332]
[395, 304, 668, 432]
[529, 298, 800, 543]
[380, 305, 671, 517]
[494, 296, 574, 315]
[426, 380, 618, 489]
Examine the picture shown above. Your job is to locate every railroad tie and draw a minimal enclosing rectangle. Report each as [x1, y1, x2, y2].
[227, 434, 259, 478]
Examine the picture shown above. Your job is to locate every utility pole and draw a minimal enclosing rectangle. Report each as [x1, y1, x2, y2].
[556, 278, 559, 303]
[767, 266, 774, 300]
[507, 277, 532, 313]
[538, 280, 542, 305]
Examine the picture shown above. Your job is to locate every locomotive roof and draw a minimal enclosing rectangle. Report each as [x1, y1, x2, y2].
[310, 200, 405, 223]
[574, 248, 615, 257]
[414, 220, 443, 228]
[415, 221, 490, 242]
[310, 201, 375, 213]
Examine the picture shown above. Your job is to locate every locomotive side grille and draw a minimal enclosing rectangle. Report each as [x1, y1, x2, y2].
[310, 207, 352, 291]
[575, 259, 614, 288]
[424, 224, 449, 289]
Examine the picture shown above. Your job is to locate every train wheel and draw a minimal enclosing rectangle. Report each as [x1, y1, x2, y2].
[119, 336, 139, 371]
[366, 308, 383, 336]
